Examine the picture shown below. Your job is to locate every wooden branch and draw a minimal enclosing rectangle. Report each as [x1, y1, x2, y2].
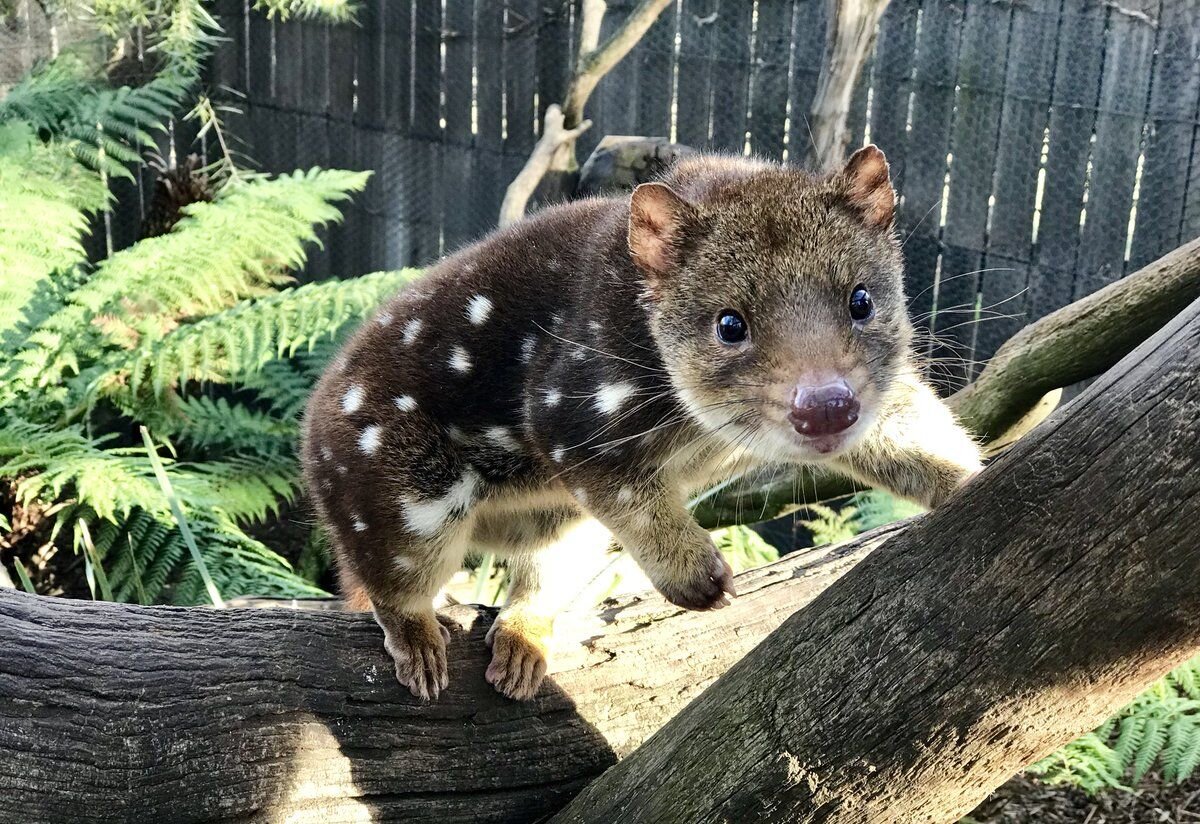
[499, 0, 673, 225]
[498, 104, 592, 228]
[562, 0, 675, 129]
[0, 524, 899, 822]
[696, 236, 1200, 527]
[551, 295, 1200, 823]
[807, 0, 893, 168]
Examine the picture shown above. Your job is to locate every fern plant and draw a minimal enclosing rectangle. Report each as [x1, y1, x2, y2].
[0, 54, 416, 604]
[1030, 655, 1200, 791]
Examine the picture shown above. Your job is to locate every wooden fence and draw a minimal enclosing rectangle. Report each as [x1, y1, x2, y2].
[204, 0, 1200, 385]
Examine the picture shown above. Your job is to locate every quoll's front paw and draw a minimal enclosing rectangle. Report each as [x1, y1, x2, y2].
[485, 613, 552, 701]
[656, 546, 736, 611]
[374, 609, 452, 700]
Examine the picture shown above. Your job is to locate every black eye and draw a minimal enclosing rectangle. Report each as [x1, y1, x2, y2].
[715, 309, 748, 344]
[849, 285, 874, 322]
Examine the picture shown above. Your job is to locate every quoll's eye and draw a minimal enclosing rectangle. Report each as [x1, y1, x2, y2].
[715, 309, 748, 344]
[849, 284, 874, 322]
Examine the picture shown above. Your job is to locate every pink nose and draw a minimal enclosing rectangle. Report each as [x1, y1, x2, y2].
[789, 380, 860, 437]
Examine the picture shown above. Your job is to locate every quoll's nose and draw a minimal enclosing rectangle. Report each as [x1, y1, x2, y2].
[789, 379, 860, 437]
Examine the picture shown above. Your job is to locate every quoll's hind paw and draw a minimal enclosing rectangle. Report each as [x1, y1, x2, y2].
[485, 617, 550, 701]
[658, 549, 737, 612]
[377, 611, 451, 701]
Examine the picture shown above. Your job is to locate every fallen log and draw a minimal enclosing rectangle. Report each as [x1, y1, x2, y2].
[552, 296, 1200, 823]
[0, 523, 898, 822]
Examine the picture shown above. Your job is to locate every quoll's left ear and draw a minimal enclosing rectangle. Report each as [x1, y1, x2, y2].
[840, 145, 896, 231]
[628, 182, 696, 281]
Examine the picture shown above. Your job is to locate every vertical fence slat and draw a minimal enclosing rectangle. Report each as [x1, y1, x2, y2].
[299, 20, 331, 117]
[327, 19, 357, 122]
[1130, 2, 1200, 270]
[501, 0, 540, 199]
[974, 0, 1061, 368]
[590, 0, 640, 157]
[935, 0, 1014, 387]
[442, 0, 478, 252]
[354, 0, 386, 128]
[472, 0, 507, 236]
[747, 0, 793, 159]
[707, 0, 755, 152]
[785, 0, 826, 162]
[636, 0, 678, 140]
[897, 0, 965, 354]
[675, 0, 720, 147]
[1074, 2, 1158, 299]
[1026, 0, 1108, 322]
[411, 0, 444, 261]
[865, 1, 918, 181]
[383, 0, 414, 130]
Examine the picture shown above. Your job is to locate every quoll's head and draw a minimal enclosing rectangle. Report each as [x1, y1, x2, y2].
[628, 146, 911, 463]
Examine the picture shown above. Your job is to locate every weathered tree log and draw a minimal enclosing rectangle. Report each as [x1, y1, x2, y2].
[695, 235, 1200, 527]
[0, 524, 900, 823]
[551, 296, 1200, 823]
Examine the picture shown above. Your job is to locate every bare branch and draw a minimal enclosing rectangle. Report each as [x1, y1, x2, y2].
[498, 105, 593, 228]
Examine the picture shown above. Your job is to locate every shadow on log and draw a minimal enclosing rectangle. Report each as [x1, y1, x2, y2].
[2, 305, 1199, 820]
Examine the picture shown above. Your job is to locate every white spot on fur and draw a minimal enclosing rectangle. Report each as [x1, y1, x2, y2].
[336, 464, 348, 475]
[393, 556, 415, 572]
[376, 311, 394, 326]
[352, 515, 368, 532]
[594, 382, 635, 415]
[543, 388, 562, 407]
[550, 313, 564, 327]
[449, 345, 472, 373]
[402, 318, 423, 345]
[358, 425, 383, 454]
[400, 471, 480, 536]
[447, 426, 468, 444]
[571, 348, 587, 361]
[394, 395, 417, 412]
[485, 426, 521, 451]
[588, 320, 602, 333]
[520, 335, 537, 363]
[332, 354, 349, 373]
[617, 486, 634, 504]
[551, 445, 565, 463]
[320, 446, 333, 461]
[573, 487, 588, 505]
[341, 384, 365, 414]
[466, 294, 493, 325]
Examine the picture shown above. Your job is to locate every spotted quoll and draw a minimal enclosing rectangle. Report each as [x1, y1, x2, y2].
[302, 146, 983, 701]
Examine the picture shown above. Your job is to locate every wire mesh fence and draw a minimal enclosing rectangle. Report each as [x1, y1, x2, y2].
[194, 0, 1199, 389]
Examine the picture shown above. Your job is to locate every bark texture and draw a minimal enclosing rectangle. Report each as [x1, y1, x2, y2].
[551, 297, 1200, 823]
[0, 526, 897, 823]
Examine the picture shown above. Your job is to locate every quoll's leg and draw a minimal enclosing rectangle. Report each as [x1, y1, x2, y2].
[833, 368, 983, 508]
[582, 482, 735, 611]
[365, 524, 470, 700]
[474, 510, 604, 700]
[485, 552, 555, 700]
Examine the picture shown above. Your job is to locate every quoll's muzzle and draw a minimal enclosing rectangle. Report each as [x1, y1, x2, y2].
[788, 379, 860, 437]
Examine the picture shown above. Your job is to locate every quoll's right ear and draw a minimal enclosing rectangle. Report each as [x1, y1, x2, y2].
[628, 182, 696, 281]
[839, 144, 896, 231]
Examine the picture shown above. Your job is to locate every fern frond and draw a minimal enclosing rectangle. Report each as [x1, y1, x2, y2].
[254, 0, 356, 21]
[104, 269, 414, 400]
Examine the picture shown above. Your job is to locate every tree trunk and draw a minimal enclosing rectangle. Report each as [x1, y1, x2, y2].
[0, 527, 898, 823]
[550, 297, 1200, 823]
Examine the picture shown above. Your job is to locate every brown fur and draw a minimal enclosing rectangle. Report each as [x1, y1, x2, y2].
[301, 146, 982, 701]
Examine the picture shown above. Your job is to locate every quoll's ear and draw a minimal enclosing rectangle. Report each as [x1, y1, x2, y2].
[840, 145, 895, 230]
[628, 182, 696, 279]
